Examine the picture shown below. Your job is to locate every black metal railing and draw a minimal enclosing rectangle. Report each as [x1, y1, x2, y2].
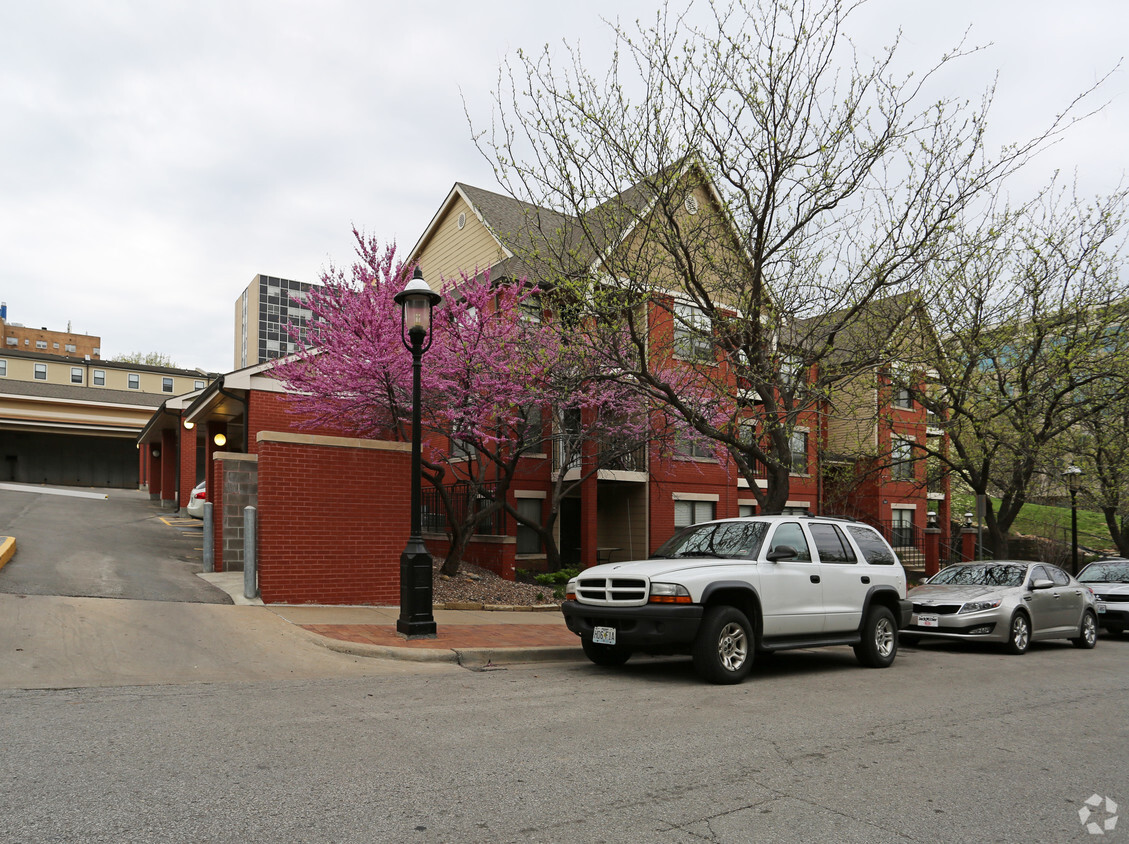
[421, 481, 508, 537]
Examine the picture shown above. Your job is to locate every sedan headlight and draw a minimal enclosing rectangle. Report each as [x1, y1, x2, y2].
[959, 599, 1002, 614]
[649, 583, 692, 604]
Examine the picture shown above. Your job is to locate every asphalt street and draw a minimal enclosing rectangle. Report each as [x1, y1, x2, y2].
[1, 641, 1127, 843]
[1, 485, 1128, 842]
[0, 484, 228, 603]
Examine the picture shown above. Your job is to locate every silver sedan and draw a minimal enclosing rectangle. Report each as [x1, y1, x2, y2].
[902, 561, 1098, 654]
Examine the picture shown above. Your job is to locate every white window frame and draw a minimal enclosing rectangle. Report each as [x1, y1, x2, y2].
[93, 370, 106, 386]
[162, 377, 174, 393]
[891, 437, 915, 481]
[70, 367, 83, 384]
[673, 301, 713, 362]
[128, 373, 140, 390]
[34, 363, 47, 380]
[0, 359, 6, 376]
[789, 429, 809, 475]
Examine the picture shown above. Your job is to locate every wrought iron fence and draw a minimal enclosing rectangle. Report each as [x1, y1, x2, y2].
[421, 481, 508, 537]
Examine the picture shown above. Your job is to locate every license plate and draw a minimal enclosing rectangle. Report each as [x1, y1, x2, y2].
[592, 626, 616, 645]
[917, 614, 940, 628]
[1097, 602, 1107, 614]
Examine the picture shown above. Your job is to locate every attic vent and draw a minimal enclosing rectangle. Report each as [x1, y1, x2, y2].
[684, 194, 700, 215]
[457, 212, 466, 229]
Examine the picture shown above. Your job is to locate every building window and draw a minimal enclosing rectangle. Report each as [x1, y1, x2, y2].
[65, 343, 76, 353]
[677, 434, 714, 460]
[738, 503, 756, 518]
[36, 340, 47, 349]
[893, 387, 913, 410]
[194, 380, 205, 390]
[5, 337, 16, 346]
[71, 367, 83, 384]
[93, 347, 100, 356]
[53, 342, 60, 349]
[128, 373, 140, 389]
[34, 363, 47, 380]
[891, 508, 915, 548]
[673, 302, 713, 361]
[0, 359, 6, 376]
[891, 438, 914, 481]
[515, 498, 542, 555]
[789, 430, 808, 474]
[674, 499, 715, 528]
[93, 370, 105, 386]
[162, 377, 174, 393]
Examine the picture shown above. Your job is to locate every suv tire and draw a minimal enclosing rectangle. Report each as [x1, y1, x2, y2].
[854, 605, 898, 668]
[581, 638, 632, 666]
[692, 606, 754, 684]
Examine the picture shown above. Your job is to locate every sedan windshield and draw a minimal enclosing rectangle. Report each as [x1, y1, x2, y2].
[653, 521, 769, 560]
[1078, 562, 1129, 584]
[930, 564, 1027, 588]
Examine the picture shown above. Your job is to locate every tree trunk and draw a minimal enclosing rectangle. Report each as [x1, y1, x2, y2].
[1103, 506, 1129, 557]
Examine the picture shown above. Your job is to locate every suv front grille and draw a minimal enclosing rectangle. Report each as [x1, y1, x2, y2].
[576, 576, 648, 605]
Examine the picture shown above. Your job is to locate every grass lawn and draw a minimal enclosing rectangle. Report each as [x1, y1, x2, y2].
[950, 493, 1115, 553]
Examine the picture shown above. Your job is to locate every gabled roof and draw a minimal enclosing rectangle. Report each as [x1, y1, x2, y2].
[408, 157, 737, 291]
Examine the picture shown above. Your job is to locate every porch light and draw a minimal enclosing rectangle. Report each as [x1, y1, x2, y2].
[213, 432, 227, 447]
[183, 420, 195, 430]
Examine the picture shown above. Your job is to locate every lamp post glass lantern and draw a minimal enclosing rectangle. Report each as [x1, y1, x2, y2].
[1064, 465, 1083, 575]
[393, 267, 443, 638]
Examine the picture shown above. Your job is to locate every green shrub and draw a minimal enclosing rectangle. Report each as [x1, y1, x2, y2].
[533, 567, 580, 586]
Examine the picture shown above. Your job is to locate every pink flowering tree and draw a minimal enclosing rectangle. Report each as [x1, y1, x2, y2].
[274, 230, 662, 574]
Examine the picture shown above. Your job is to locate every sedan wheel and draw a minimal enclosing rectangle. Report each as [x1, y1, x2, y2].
[1072, 610, 1098, 649]
[1006, 612, 1030, 655]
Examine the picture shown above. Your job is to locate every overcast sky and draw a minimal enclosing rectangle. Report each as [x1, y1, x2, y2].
[1, 1, 1125, 374]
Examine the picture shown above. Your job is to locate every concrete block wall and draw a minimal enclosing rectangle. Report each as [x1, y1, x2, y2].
[256, 431, 411, 605]
[216, 454, 258, 572]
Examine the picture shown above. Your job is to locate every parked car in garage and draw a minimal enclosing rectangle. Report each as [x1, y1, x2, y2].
[186, 481, 206, 519]
[1076, 558, 1129, 635]
[902, 561, 1098, 654]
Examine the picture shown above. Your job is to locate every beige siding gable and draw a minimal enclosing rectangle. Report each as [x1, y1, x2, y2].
[417, 195, 509, 286]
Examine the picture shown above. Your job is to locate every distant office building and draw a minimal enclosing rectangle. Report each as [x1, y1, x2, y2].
[1, 301, 102, 359]
[233, 275, 317, 369]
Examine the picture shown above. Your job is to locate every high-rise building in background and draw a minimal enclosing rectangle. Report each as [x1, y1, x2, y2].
[233, 275, 317, 369]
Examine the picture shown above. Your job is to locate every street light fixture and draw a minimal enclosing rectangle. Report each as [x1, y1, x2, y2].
[1063, 465, 1083, 575]
[393, 266, 443, 638]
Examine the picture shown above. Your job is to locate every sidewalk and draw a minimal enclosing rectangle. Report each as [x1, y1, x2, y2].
[199, 572, 582, 667]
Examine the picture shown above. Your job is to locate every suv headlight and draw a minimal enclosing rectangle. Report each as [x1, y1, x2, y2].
[564, 578, 577, 602]
[649, 583, 692, 604]
[959, 599, 1002, 614]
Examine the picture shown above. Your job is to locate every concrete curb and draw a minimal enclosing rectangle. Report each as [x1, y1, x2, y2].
[293, 625, 582, 666]
[0, 536, 16, 570]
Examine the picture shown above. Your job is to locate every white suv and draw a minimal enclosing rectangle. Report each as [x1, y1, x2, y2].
[561, 515, 911, 684]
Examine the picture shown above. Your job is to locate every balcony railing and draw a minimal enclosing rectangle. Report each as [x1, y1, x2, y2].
[553, 437, 648, 474]
[421, 481, 508, 537]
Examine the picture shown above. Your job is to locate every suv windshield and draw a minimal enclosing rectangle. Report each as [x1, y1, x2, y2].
[1078, 561, 1129, 583]
[653, 521, 769, 560]
[930, 564, 1027, 587]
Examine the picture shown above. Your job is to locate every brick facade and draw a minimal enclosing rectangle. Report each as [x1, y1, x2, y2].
[256, 432, 411, 605]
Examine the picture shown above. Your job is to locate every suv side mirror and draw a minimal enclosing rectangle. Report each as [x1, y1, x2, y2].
[1030, 578, 1054, 591]
[766, 545, 798, 563]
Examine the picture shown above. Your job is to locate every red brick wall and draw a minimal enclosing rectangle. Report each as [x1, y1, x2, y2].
[179, 423, 198, 511]
[256, 436, 411, 605]
[247, 390, 357, 454]
[424, 535, 517, 580]
[160, 429, 177, 506]
[210, 458, 225, 573]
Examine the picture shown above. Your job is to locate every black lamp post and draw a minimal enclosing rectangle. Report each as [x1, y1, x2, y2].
[1063, 465, 1083, 576]
[394, 266, 442, 638]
